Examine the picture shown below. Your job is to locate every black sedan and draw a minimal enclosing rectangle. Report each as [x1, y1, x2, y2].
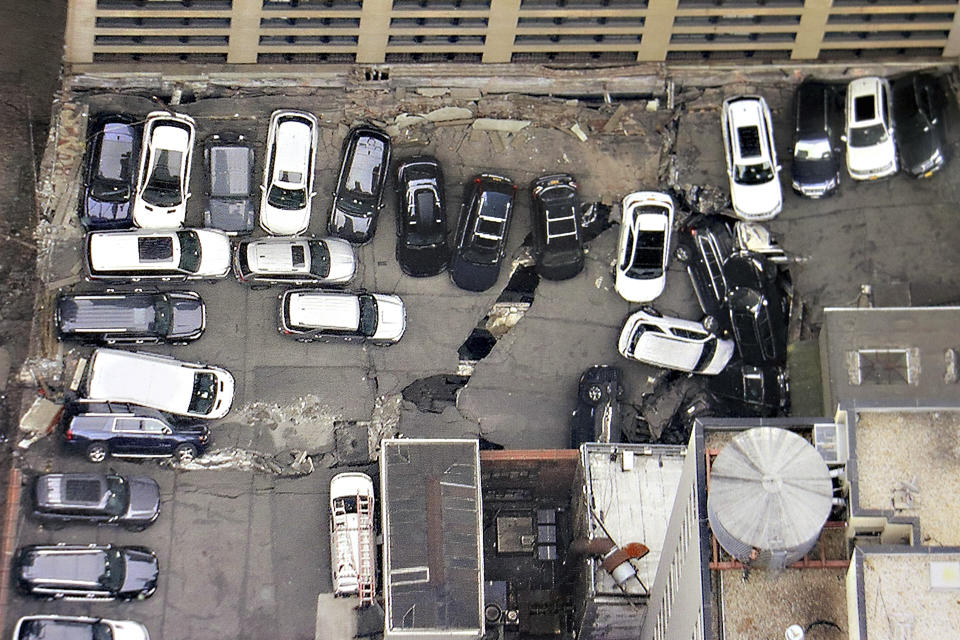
[893, 73, 949, 178]
[55, 290, 205, 345]
[706, 363, 789, 417]
[395, 156, 449, 277]
[80, 114, 140, 230]
[31, 472, 160, 530]
[530, 174, 584, 280]
[15, 544, 159, 601]
[329, 125, 392, 244]
[450, 174, 517, 292]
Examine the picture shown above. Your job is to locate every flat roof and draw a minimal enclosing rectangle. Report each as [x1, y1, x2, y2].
[380, 439, 483, 639]
[819, 307, 960, 412]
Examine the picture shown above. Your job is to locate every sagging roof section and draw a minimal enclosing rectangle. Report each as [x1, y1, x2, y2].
[381, 439, 483, 640]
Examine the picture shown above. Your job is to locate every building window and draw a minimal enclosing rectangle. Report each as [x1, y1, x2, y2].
[852, 349, 915, 385]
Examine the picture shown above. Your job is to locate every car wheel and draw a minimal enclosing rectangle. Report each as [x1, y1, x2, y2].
[702, 315, 719, 334]
[174, 443, 198, 463]
[586, 384, 604, 403]
[86, 443, 109, 464]
[675, 245, 690, 263]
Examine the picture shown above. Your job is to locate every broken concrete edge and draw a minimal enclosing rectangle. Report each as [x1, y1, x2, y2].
[472, 118, 532, 133]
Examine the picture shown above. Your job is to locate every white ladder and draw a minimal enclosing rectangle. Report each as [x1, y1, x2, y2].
[356, 494, 375, 605]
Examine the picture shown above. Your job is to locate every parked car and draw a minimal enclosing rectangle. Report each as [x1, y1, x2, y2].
[450, 174, 517, 292]
[260, 109, 319, 236]
[84, 228, 232, 282]
[329, 125, 392, 244]
[615, 191, 673, 302]
[395, 156, 449, 277]
[674, 214, 737, 321]
[82, 348, 235, 420]
[203, 132, 256, 233]
[570, 365, 624, 448]
[30, 472, 160, 530]
[80, 114, 140, 230]
[12, 616, 150, 640]
[844, 76, 898, 180]
[55, 291, 205, 345]
[60, 402, 210, 463]
[132, 111, 196, 229]
[530, 174, 584, 281]
[720, 96, 782, 220]
[233, 236, 356, 287]
[329, 472, 376, 597]
[706, 363, 789, 417]
[15, 543, 159, 601]
[722, 253, 791, 366]
[892, 73, 949, 178]
[618, 308, 734, 375]
[791, 81, 841, 198]
[278, 289, 406, 344]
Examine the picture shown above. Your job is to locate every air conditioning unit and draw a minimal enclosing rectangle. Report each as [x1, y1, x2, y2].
[813, 422, 847, 464]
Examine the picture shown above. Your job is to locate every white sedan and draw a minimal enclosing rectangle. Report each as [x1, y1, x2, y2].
[615, 191, 673, 303]
[618, 308, 734, 376]
[721, 96, 782, 221]
[132, 111, 196, 229]
[844, 76, 898, 180]
[260, 110, 319, 236]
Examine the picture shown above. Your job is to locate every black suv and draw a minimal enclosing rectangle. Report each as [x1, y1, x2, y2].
[451, 174, 517, 292]
[60, 402, 210, 463]
[674, 214, 737, 323]
[81, 114, 139, 230]
[570, 365, 624, 448]
[706, 363, 789, 417]
[15, 544, 159, 601]
[329, 125, 392, 244]
[530, 174, 584, 281]
[55, 291, 205, 345]
[395, 156, 449, 277]
[31, 472, 160, 530]
[723, 254, 792, 366]
[892, 73, 949, 178]
[791, 81, 841, 198]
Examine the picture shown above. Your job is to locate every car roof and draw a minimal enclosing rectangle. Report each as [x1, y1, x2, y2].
[343, 132, 387, 195]
[726, 97, 768, 160]
[88, 231, 180, 271]
[20, 546, 108, 585]
[848, 77, 886, 124]
[87, 349, 202, 414]
[208, 144, 252, 197]
[248, 239, 311, 274]
[287, 291, 361, 331]
[795, 83, 831, 137]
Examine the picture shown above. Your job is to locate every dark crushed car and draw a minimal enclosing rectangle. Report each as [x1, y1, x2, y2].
[451, 174, 517, 292]
[674, 214, 737, 322]
[203, 132, 256, 233]
[892, 73, 949, 178]
[60, 402, 210, 463]
[15, 543, 159, 601]
[31, 472, 160, 530]
[570, 365, 623, 448]
[329, 125, 392, 244]
[55, 290, 205, 345]
[530, 174, 584, 281]
[791, 81, 841, 198]
[722, 253, 792, 366]
[705, 363, 789, 417]
[80, 114, 140, 230]
[395, 156, 449, 277]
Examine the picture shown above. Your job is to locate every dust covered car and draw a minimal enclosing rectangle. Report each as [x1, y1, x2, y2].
[30, 472, 160, 530]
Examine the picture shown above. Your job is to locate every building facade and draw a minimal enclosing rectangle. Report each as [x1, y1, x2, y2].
[67, 0, 960, 67]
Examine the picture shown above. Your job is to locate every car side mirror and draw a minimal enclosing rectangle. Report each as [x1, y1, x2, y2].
[840, 135, 847, 143]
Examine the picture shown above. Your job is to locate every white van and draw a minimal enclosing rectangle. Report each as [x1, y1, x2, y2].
[329, 472, 376, 602]
[82, 348, 235, 420]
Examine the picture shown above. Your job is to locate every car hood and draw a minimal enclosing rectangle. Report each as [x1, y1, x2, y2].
[615, 271, 666, 304]
[847, 138, 896, 172]
[372, 295, 406, 342]
[84, 197, 132, 228]
[792, 158, 839, 185]
[398, 243, 449, 277]
[107, 620, 151, 640]
[325, 238, 358, 283]
[700, 338, 736, 375]
[895, 129, 940, 171]
[167, 293, 205, 339]
[124, 477, 161, 523]
[260, 203, 310, 236]
[330, 204, 376, 243]
[194, 230, 232, 277]
[730, 179, 782, 220]
[121, 549, 159, 595]
[206, 198, 255, 233]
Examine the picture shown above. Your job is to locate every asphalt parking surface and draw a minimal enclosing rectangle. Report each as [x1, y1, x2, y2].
[9, 78, 960, 639]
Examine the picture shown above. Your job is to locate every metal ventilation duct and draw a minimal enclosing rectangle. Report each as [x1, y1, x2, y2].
[708, 427, 832, 570]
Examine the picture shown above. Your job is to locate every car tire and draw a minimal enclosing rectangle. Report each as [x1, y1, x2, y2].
[586, 384, 604, 403]
[86, 443, 109, 464]
[702, 315, 719, 334]
[174, 444, 198, 463]
[675, 245, 690, 263]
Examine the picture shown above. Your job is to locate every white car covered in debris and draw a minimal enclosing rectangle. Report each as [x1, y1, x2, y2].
[329, 472, 375, 600]
[132, 111, 196, 229]
[260, 110, 319, 236]
[721, 96, 782, 221]
[618, 308, 734, 375]
[844, 76, 898, 180]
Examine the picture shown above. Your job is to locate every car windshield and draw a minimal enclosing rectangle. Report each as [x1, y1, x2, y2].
[105, 475, 129, 516]
[734, 162, 774, 185]
[793, 138, 832, 161]
[100, 548, 126, 591]
[177, 231, 202, 273]
[143, 149, 183, 206]
[188, 372, 218, 415]
[267, 184, 307, 210]
[308, 241, 331, 277]
[98, 136, 131, 182]
[850, 123, 888, 147]
[151, 295, 174, 336]
[358, 294, 379, 337]
[626, 230, 665, 278]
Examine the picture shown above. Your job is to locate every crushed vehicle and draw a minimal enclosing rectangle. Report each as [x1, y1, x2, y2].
[570, 365, 624, 448]
[618, 308, 734, 376]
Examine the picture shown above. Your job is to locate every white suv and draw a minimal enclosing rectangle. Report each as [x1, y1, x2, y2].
[844, 76, 898, 180]
[260, 110, 319, 236]
[618, 308, 734, 375]
[83, 348, 235, 420]
[278, 289, 406, 344]
[721, 96, 782, 221]
[85, 228, 231, 282]
[132, 111, 196, 229]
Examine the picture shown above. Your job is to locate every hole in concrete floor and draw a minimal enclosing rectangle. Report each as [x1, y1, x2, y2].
[402, 374, 470, 413]
[458, 328, 497, 362]
[579, 201, 614, 242]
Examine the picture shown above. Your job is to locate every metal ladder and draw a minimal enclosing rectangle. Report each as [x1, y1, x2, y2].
[356, 494, 375, 605]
